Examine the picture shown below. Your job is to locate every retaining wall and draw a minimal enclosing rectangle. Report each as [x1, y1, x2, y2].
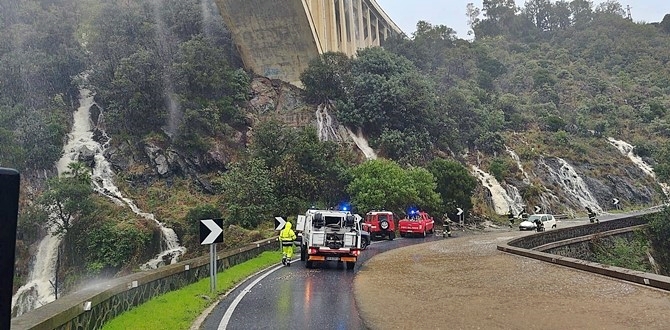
[11, 238, 279, 330]
[498, 216, 670, 291]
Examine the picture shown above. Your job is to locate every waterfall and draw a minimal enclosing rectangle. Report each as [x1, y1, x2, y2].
[505, 146, 530, 184]
[607, 137, 670, 198]
[471, 166, 525, 215]
[540, 157, 603, 213]
[347, 127, 377, 160]
[12, 86, 185, 316]
[10, 232, 61, 317]
[315, 103, 341, 142]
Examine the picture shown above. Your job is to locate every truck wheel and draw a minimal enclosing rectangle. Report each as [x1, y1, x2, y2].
[300, 246, 306, 261]
[389, 232, 395, 241]
[346, 262, 355, 270]
[400, 232, 406, 238]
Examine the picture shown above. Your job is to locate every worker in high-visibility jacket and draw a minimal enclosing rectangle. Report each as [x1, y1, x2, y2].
[279, 222, 297, 266]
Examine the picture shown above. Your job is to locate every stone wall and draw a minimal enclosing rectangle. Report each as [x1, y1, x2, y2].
[498, 216, 670, 291]
[11, 238, 279, 330]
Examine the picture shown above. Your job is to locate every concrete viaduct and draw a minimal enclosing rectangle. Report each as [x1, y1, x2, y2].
[213, 0, 404, 86]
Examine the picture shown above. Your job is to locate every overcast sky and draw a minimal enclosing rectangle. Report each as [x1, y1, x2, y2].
[376, 0, 670, 39]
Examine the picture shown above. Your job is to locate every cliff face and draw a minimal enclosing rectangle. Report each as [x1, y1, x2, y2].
[103, 77, 666, 223]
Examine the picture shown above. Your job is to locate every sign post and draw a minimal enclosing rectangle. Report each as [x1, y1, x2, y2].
[456, 208, 464, 230]
[612, 198, 620, 210]
[200, 218, 224, 293]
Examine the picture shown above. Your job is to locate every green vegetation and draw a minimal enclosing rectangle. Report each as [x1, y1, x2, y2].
[645, 207, 670, 275]
[592, 232, 652, 273]
[346, 159, 441, 215]
[102, 251, 281, 330]
[5, 0, 670, 294]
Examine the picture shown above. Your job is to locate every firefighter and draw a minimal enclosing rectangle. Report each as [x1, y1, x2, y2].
[442, 213, 452, 238]
[279, 222, 297, 266]
[508, 207, 515, 228]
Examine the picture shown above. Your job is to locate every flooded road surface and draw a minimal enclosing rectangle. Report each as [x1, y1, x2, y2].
[354, 221, 670, 330]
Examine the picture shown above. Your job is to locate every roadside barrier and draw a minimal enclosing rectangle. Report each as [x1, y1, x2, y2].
[498, 216, 670, 291]
[11, 237, 279, 330]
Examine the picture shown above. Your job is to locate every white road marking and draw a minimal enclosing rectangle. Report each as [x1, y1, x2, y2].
[218, 261, 294, 329]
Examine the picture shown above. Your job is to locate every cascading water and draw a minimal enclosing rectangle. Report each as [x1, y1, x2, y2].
[471, 166, 525, 215]
[505, 146, 530, 184]
[540, 157, 603, 213]
[315, 103, 376, 159]
[78, 92, 186, 270]
[315, 103, 342, 142]
[607, 137, 670, 198]
[12, 85, 185, 316]
[347, 127, 377, 160]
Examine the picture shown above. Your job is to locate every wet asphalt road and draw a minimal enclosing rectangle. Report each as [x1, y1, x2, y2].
[199, 208, 661, 330]
[199, 233, 444, 330]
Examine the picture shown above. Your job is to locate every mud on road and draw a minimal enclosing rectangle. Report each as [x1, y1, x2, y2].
[353, 229, 670, 330]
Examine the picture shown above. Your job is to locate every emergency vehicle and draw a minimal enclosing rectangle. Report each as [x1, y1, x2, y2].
[296, 208, 364, 270]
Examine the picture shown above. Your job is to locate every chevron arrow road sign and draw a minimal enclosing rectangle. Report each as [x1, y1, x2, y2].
[200, 218, 224, 245]
[275, 216, 287, 230]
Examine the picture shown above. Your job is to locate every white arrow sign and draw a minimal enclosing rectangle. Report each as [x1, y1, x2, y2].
[200, 219, 224, 245]
[534, 206, 541, 213]
[613, 198, 619, 205]
[275, 216, 286, 231]
[456, 208, 463, 216]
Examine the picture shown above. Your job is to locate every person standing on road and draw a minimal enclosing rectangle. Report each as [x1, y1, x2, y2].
[279, 222, 297, 266]
[508, 207, 515, 228]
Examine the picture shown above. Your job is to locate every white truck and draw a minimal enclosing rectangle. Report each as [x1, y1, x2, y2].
[296, 209, 364, 270]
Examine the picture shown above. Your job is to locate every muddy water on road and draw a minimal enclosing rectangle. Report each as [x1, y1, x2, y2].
[354, 229, 670, 330]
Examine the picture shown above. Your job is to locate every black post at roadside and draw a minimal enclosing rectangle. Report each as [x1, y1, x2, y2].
[0, 168, 20, 328]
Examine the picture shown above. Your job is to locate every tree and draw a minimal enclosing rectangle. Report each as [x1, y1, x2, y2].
[104, 48, 166, 135]
[299, 52, 352, 103]
[570, 0, 594, 26]
[594, 0, 625, 17]
[173, 35, 248, 101]
[336, 47, 438, 139]
[646, 207, 670, 275]
[214, 158, 277, 229]
[523, 0, 552, 31]
[426, 158, 477, 215]
[483, 0, 518, 22]
[250, 120, 351, 212]
[466, 3, 481, 35]
[549, 1, 573, 30]
[38, 176, 97, 237]
[347, 159, 440, 215]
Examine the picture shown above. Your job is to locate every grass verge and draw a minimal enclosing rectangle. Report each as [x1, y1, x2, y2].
[102, 250, 282, 330]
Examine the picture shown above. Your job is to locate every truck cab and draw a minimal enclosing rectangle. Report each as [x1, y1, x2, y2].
[297, 209, 363, 270]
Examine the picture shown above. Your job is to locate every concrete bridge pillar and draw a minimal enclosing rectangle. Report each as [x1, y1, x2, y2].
[214, 0, 403, 86]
